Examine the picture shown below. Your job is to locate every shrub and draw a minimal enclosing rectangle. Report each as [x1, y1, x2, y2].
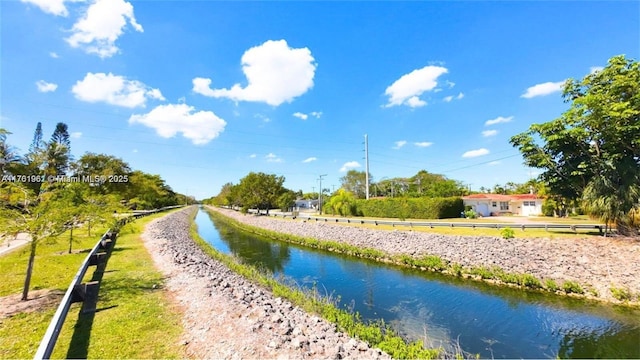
[562, 281, 584, 294]
[544, 279, 559, 292]
[610, 287, 632, 301]
[521, 274, 542, 289]
[500, 227, 515, 239]
[353, 197, 464, 219]
[464, 210, 477, 219]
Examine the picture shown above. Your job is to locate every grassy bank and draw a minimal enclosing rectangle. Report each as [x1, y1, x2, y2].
[286, 214, 602, 239]
[0, 210, 184, 359]
[189, 210, 448, 359]
[206, 207, 638, 306]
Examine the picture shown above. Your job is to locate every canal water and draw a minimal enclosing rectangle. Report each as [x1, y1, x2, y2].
[195, 209, 640, 358]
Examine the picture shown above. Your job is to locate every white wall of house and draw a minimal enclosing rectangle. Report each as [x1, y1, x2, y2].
[513, 200, 543, 216]
[464, 198, 543, 216]
[463, 200, 493, 217]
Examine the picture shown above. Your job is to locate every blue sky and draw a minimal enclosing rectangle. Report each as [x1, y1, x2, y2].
[1, 1, 638, 200]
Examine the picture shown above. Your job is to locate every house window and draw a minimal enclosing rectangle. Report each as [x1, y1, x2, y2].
[500, 201, 509, 210]
[492, 202, 497, 207]
[523, 201, 535, 206]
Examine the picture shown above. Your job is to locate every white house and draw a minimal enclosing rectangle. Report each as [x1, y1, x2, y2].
[462, 193, 544, 217]
[294, 199, 319, 210]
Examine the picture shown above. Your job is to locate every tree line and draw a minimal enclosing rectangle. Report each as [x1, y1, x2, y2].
[1, 122, 189, 300]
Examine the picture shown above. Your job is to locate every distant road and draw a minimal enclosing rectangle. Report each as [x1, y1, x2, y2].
[0, 233, 30, 256]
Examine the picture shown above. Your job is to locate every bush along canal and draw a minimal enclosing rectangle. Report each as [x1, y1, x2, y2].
[195, 209, 640, 358]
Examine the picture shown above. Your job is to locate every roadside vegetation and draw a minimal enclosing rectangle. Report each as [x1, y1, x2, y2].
[0, 211, 183, 359]
[205, 207, 639, 305]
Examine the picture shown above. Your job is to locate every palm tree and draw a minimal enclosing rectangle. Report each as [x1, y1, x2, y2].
[327, 189, 356, 216]
[0, 129, 22, 174]
[582, 168, 640, 236]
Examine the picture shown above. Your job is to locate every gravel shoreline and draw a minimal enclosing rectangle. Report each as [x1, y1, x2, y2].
[209, 206, 640, 304]
[141, 207, 391, 359]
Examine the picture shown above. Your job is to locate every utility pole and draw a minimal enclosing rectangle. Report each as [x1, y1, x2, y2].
[318, 174, 327, 214]
[364, 134, 370, 200]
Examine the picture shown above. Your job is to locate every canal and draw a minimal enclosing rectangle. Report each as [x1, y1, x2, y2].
[195, 209, 640, 358]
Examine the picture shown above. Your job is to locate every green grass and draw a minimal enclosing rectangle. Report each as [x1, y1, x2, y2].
[305, 217, 602, 239]
[610, 286, 634, 302]
[0, 228, 111, 297]
[0, 210, 184, 359]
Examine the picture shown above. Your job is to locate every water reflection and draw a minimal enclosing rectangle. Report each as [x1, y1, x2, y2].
[196, 209, 640, 358]
[201, 210, 292, 273]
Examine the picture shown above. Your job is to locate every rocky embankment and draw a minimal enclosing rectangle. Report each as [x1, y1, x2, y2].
[211, 207, 640, 303]
[142, 207, 390, 359]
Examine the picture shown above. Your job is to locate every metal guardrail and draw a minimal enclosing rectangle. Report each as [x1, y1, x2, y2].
[251, 210, 606, 234]
[34, 229, 114, 359]
[35, 205, 185, 359]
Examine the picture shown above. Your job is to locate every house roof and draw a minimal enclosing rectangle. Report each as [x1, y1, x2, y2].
[462, 193, 542, 201]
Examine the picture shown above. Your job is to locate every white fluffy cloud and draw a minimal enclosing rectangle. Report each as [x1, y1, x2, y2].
[488, 161, 501, 166]
[302, 157, 317, 163]
[49, 52, 60, 58]
[129, 103, 226, 145]
[21, 0, 70, 16]
[193, 40, 316, 106]
[266, 153, 283, 163]
[293, 112, 308, 120]
[393, 140, 407, 149]
[485, 116, 513, 126]
[249, 154, 257, 158]
[36, 80, 58, 93]
[385, 65, 448, 108]
[443, 95, 453, 102]
[414, 142, 433, 148]
[72, 72, 164, 108]
[66, 0, 143, 58]
[521, 81, 565, 98]
[462, 148, 490, 158]
[340, 161, 361, 172]
[482, 130, 498, 137]
[70, 131, 82, 138]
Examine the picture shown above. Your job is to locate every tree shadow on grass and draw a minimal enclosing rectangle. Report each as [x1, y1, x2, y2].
[64, 238, 117, 359]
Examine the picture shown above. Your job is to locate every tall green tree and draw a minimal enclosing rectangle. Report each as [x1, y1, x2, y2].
[125, 171, 177, 209]
[340, 170, 370, 199]
[2, 184, 76, 300]
[72, 153, 132, 194]
[28, 122, 44, 155]
[235, 172, 286, 213]
[51, 122, 70, 148]
[510, 55, 639, 234]
[44, 122, 72, 176]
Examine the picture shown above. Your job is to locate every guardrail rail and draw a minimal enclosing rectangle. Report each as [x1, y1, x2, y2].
[248, 209, 607, 235]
